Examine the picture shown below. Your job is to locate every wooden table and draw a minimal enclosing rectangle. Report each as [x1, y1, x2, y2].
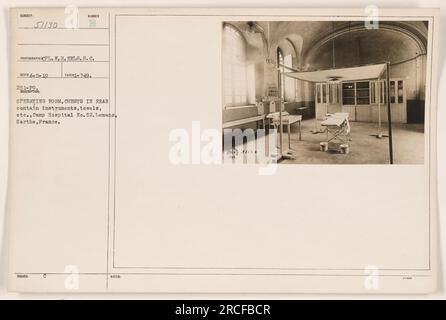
[267, 113, 303, 150]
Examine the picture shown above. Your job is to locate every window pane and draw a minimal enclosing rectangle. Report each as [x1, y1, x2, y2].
[343, 83, 354, 90]
[390, 81, 396, 103]
[356, 81, 369, 89]
[356, 81, 370, 105]
[356, 98, 370, 105]
[328, 85, 332, 104]
[398, 80, 404, 103]
[222, 25, 248, 107]
[335, 85, 338, 104]
[322, 84, 327, 103]
[357, 89, 370, 97]
[342, 82, 355, 105]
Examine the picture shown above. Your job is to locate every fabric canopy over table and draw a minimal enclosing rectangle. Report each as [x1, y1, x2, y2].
[282, 62, 393, 164]
[284, 63, 387, 82]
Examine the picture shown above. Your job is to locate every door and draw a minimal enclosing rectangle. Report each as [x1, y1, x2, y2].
[327, 82, 342, 114]
[341, 82, 356, 121]
[315, 83, 328, 120]
[370, 80, 387, 123]
[389, 79, 406, 123]
[370, 79, 406, 124]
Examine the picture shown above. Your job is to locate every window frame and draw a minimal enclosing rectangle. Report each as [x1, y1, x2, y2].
[342, 82, 356, 105]
[222, 24, 249, 108]
[277, 48, 285, 101]
[340, 79, 404, 106]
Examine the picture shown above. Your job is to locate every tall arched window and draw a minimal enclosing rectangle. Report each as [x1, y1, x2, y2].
[277, 48, 285, 100]
[277, 47, 295, 102]
[223, 24, 248, 107]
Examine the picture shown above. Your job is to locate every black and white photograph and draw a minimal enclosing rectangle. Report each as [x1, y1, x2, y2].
[1, 4, 442, 299]
[222, 20, 429, 164]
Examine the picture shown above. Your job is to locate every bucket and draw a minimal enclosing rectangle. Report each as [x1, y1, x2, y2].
[320, 142, 328, 152]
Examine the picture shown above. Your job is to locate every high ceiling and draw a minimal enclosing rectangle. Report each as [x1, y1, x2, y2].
[229, 21, 428, 68]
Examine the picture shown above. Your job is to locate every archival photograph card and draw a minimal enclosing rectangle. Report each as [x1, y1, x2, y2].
[7, 7, 439, 293]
